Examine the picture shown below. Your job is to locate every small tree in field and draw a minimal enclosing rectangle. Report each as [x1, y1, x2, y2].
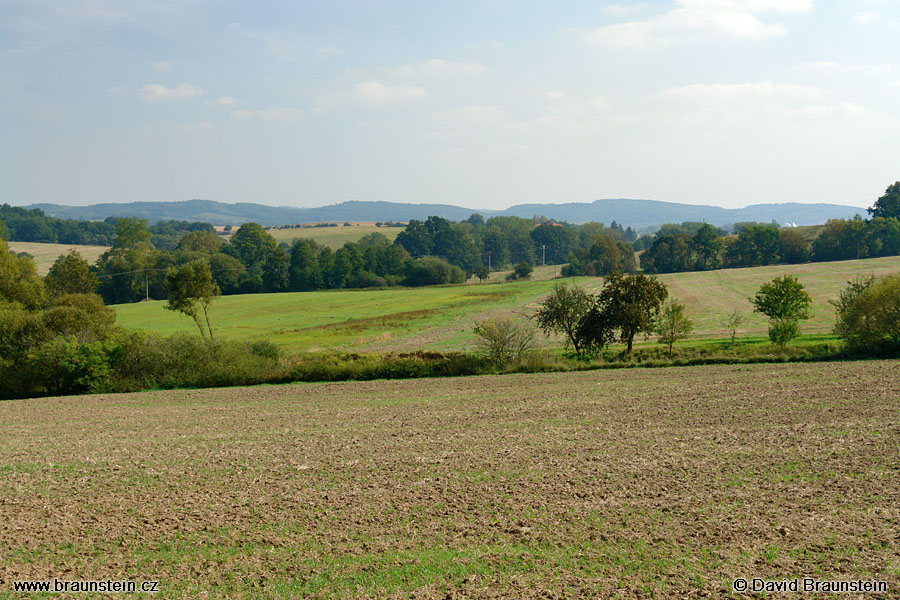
[654, 299, 693, 357]
[473, 317, 535, 368]
[165, 260, 220, 340]
[751, 275, 811, 348]
[506, 261, 533, 281]
[533, 283, 593, 355]
[721, 309, 745, 344]
[473, 265, 490, 282]
[578, 271, 668, 356]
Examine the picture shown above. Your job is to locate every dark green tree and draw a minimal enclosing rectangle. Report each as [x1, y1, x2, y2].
[579, 272, 668, 355]
[751, 275, 811, 348]
[868, 181, 900, 219]
[289, 239, 322, 291]
[533, 283, 593, 355]
[692, 224, 723, 270]
[394, 220, 432, 256]
[778, 229, 810, 264]
[45, 250, 99, 297]
[228, 222, 279, 274]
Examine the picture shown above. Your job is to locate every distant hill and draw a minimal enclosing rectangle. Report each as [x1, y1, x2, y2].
[27, 198, 867, 228]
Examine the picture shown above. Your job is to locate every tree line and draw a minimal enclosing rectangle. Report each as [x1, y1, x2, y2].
[636, 183, 900, 273]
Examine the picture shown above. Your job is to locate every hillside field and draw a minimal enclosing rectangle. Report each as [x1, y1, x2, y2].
[1, 361, 897, 598]
[7, 242, 109, 275]
[263, 223, 403, 248]
[114, 255, 900, 354]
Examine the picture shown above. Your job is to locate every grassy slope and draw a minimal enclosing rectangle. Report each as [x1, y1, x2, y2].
[114, 255, 900, 354]
[264, 223, 402, 248]
[7, 242, 109, 275]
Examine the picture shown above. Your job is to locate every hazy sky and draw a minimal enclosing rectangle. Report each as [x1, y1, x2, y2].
[3, 0, 899, 210]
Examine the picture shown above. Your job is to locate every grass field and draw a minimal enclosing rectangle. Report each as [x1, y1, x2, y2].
[263, 223, 403, 248]
[1, 361, 897, 598]
[114, 255, 900, 354]
[7, 242, 109, 275]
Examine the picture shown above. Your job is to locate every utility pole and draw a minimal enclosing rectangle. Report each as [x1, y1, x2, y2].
[145, 273, 150, 301]
[487, 251, 491, 271]
[542, 245, 546, 266]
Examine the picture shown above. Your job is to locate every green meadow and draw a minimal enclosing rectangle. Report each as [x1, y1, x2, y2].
[114, 255, 900, 354]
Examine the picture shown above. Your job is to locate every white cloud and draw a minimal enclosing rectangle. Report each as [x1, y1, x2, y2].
[138, 83, 205, 101]
[354, 81, 427, 103]
[318, 45, 337, 56]
[852, 11, 880, 24]
[546, 90, 565, 100]
[388, 59, 488, 78]
[107, 85, 128, 97]
[231, 108, 303, 122]
[588, 0, 812, 48]
[214, 96, 238, 106]
[152, 61, 170, 72]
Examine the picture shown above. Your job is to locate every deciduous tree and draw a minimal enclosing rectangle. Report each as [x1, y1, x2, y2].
[578, 271, 668, 355]
[165, 260, 220, 340]
[654, 299, 694, 357]
[533, 283, 592, 355]
[751, 275, 811, 348]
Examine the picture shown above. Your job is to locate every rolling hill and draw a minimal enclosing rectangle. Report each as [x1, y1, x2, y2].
[26, 198, 867, 229]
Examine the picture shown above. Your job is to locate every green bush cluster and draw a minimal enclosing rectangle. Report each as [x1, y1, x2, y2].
[286, 351, 489, 382]
[2, 330, 285, 399]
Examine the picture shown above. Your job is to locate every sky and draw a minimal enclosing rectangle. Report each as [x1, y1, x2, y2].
[2, 0, 899, 211]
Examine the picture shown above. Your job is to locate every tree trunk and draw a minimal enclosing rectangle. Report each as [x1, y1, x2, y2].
[193, 314, 207, 340]
[203, 305, 214, 341]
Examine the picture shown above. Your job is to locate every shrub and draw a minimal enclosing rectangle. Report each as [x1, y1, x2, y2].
[25, 337, 113, 395]
[473, 317, 536, 368]
[833, 274, 900, 354]
[506, 261, 533, 281]
[403, 257, 466, 287]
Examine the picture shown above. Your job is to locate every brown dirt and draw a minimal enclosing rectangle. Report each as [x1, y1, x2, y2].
[1, 361, 898, 598]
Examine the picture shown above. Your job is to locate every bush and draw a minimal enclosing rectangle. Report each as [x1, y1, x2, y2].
[286, 351, 487, 382]
[346, 271, 388, 289]
[506, 261, 533, 281]
[833, 274, 900, 354]
[472, 317, 536, 368]
[403, 257, 466, 287]
[25, 337, 113, 395]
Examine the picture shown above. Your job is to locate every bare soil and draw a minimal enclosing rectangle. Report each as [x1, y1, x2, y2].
[1, 361, 898, 598]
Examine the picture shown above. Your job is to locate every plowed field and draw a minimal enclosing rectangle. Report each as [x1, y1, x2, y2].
[1, 361, 898, 598]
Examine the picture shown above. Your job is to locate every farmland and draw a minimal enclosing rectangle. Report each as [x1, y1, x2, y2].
[1, 361, 897, 598]
[263, 223, 403, 248]
[114, 255, 900, 354]
[6, 242, 109, 275]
